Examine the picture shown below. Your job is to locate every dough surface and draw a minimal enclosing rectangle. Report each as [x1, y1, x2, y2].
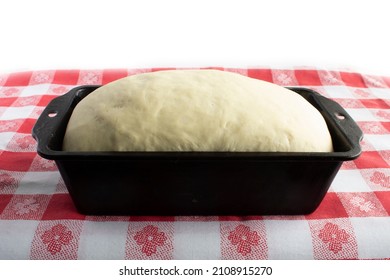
[62, 70, 333, 152]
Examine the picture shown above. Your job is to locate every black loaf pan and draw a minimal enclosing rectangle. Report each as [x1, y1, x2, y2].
[32, 86, 363, 216]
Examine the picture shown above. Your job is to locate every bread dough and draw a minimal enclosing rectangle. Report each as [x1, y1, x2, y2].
[62, 70, 333, 152]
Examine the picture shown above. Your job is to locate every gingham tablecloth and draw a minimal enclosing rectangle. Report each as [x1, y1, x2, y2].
[0, 68, 389, 260]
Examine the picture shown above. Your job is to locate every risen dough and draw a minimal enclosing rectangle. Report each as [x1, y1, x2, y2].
[62, 70, 333, 152]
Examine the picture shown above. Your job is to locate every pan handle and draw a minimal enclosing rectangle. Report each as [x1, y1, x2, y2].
[302, 89, 363, 158]
[289, 87, 363, 158]
[32, 86, 98, 158]
[313, 93, 363, 142]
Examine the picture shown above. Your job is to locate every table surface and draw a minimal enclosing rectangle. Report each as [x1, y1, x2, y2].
[0, 68, 389, 260]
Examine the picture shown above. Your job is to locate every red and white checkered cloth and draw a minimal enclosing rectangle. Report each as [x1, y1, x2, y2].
[0, 68, 390, 260]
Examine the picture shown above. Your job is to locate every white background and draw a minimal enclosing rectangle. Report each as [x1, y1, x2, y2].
[0, 0, 389, 75]
[1, 260, 390, 279]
